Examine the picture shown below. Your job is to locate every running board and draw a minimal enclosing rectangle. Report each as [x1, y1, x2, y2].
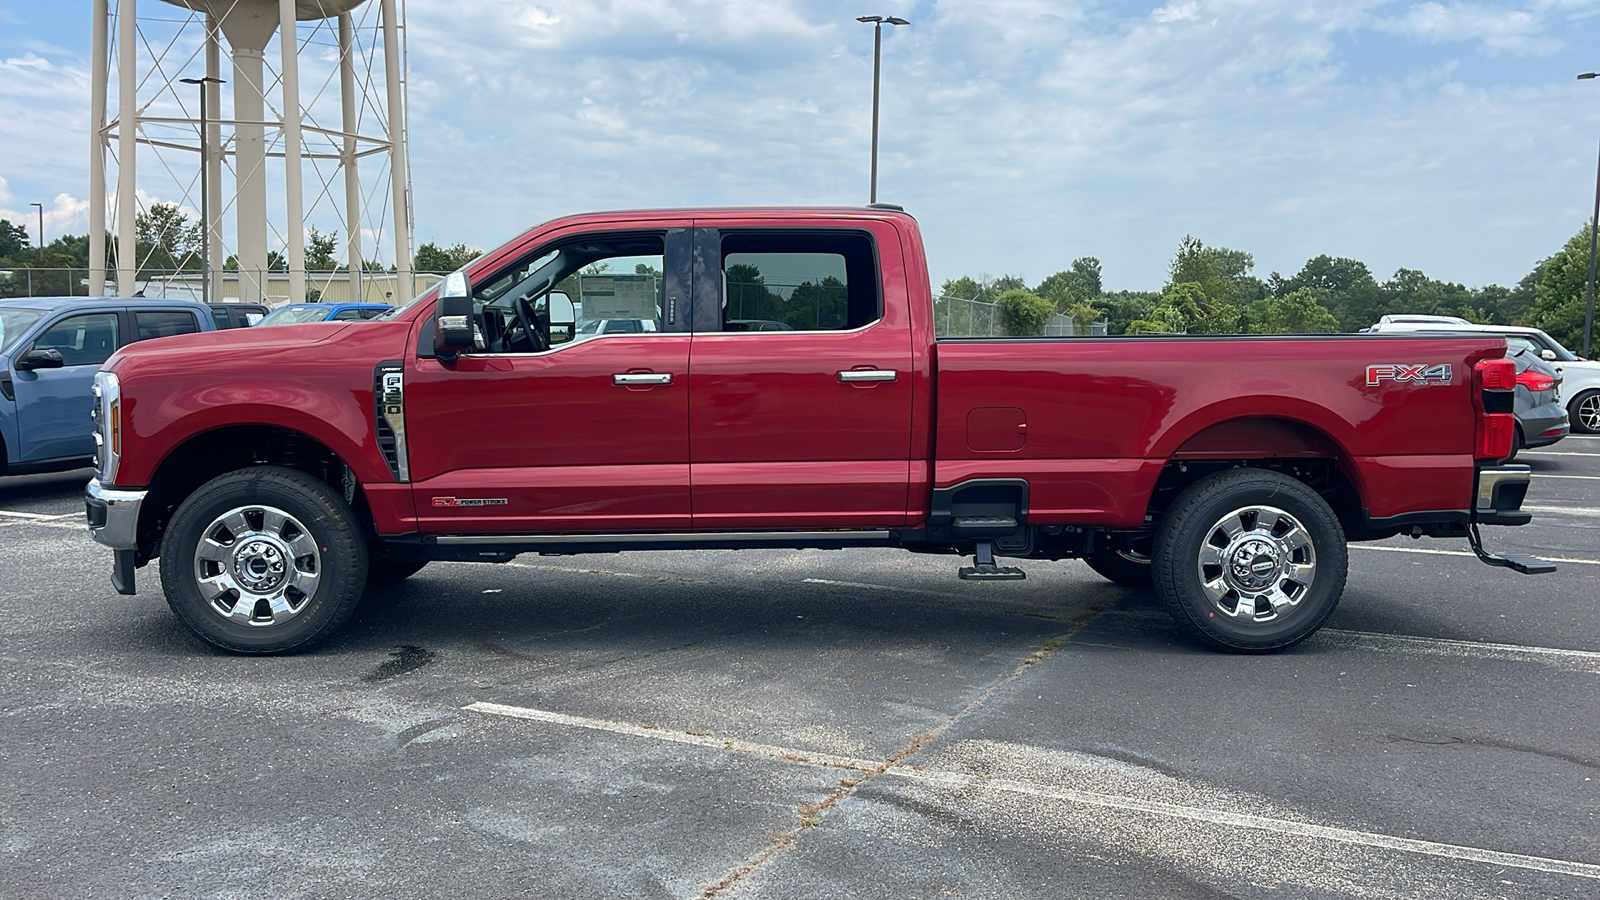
[430, 530, 896, 554]
[1466, 524, 1556, 575]
[958, 542, 1026, 581]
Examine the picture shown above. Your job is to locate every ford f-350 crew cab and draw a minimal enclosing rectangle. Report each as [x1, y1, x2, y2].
[84, 207, 1551, 655]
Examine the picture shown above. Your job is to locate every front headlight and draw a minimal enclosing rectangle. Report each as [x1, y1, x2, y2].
[93, 371, 122, 483]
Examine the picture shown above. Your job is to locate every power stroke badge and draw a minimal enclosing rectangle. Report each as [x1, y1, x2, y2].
[431, 497, 510, 508]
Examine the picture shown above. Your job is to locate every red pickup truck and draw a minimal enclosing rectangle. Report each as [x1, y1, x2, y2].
[84, 206, 1550, 655]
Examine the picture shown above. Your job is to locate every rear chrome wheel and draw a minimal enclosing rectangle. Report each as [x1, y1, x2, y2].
[1193, 504, 1317, 624]
[1155, 468, 1346, 652]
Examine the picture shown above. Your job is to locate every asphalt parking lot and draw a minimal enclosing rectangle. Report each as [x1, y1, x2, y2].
[1, 442, 1597, 899]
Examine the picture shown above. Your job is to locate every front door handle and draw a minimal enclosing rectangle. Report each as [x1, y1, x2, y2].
[837, 369, 898, 383]
[613, 372, 673, 386]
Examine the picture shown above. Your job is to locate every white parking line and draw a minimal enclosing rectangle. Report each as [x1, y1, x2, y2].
[1535, 474, 1600, 481]
[467, 701, 880, 771]
[896, 770, 1600, 881]
[1319, 629, 1600, 664]
[465, 701, 1600, 882]
[803, 577, 969, 600]
[1524, 504, 1600, 518]
[1520, 451, 1600, 457]
[0, 509, 76, 520]
[1352, 545, 1600, 565]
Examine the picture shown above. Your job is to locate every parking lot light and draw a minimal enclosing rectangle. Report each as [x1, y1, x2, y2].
[857, 14, 911, 204]
[1581, 72, 1599, 358]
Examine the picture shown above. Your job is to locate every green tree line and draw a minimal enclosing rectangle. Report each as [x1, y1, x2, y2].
[0, 203, 484, 298]
[937, 226, 1598, 351]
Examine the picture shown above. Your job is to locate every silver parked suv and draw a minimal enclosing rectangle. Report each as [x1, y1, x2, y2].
[1366, 315, 1596, 436]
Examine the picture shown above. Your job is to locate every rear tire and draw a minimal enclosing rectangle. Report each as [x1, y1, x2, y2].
[159, 466, 367, 654]
[1570, 390, 1600, 435]
[1153, 468, 1347, 653]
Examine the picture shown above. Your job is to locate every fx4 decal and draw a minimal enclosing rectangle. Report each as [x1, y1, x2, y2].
[1366, 363, 1452, 386]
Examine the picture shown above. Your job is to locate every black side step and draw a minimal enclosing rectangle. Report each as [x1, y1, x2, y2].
[952, 515, 1019, 537]
[958, 542, 1026, 581]
[1466, 524, 1557, 575]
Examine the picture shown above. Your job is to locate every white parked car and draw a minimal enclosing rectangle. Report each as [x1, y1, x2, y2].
[1365, 318, 1600, 434]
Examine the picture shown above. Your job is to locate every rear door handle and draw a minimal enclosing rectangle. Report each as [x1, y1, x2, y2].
[838, 369, 898, 383]
[613, 372, 673, 386]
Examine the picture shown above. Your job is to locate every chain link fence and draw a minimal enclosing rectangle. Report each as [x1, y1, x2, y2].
[934, 294, 1107, 337]
[0, 267, 443, 305]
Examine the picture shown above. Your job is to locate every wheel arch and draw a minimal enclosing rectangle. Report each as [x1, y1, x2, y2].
[134, 423, 371, 564]
[1143, 414, 1366, 537]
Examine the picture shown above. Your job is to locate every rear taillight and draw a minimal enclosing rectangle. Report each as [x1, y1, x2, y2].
[1473, 358, 1516, 461]
[1475, 414, 1515, 461]
[1515, 370, 1555, 392]
[1476, 358, 1516, 390]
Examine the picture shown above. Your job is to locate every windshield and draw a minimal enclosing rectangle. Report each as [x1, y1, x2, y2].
[0, 308, 46, 355]
[374, 273, 467, 322]
[256, 305, 331, 326]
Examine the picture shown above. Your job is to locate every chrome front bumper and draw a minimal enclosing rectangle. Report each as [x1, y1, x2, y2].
[85, 478, 146, 594]
[1473, 465, 1532, 527]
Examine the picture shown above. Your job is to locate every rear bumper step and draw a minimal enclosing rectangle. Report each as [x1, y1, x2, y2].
[1466, 523, 1556, 575]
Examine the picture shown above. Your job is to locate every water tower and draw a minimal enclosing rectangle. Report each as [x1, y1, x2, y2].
[89, 0, 415, 304]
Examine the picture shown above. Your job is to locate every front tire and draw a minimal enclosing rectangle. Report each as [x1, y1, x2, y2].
[1153, 468, 1347, 653]
[1084, 540, 1154, 588]
[159, 466, 368, 654]
[1570, 390, 1600, 435]
[368, 558, 428, 586]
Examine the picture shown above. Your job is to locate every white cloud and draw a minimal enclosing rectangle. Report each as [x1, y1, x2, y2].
[0, 175, 88, 243]
[1151, 2, 1202, 24]
[1373, 2, 1561, 56]
[2, 0, 1595, 293]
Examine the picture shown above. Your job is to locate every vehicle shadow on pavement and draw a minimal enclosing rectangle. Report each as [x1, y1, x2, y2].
[0, 467, 93, 504]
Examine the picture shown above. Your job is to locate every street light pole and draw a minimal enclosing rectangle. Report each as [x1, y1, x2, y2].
[1580, 73, 1600, 357]
[857, 15, 909, 204]
[28, 202, 43, 261]
[180, 76, 225, 305]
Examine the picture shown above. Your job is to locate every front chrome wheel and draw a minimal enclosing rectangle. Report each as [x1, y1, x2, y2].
[193, 505, 322, 626]
[162, 466, 368, 654]
[1195, 504, 1316, 623]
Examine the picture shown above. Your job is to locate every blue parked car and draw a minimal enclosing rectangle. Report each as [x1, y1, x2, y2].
[254, 302, 390, 326]
[0, 297, 215, 476]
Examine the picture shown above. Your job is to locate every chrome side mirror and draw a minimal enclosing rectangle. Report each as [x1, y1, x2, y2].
[434, 270, 474, 360]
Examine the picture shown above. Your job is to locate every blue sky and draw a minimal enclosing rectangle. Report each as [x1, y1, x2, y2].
[2, 0, 1599, 294]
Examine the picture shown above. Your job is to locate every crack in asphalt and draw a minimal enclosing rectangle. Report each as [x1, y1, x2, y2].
[696, 607, 1110, 899]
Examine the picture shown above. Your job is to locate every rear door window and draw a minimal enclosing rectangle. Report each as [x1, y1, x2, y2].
[715, 231, 881, 332]
[132, 310, 201, 343]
